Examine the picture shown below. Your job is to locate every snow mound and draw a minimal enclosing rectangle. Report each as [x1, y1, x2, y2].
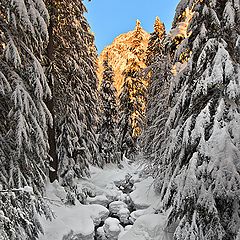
[87, 204, 109, 226]
[119, 214, 171, 240]
[96, 226, 105, 239]
[118, 207, 130, 224]
[109, 201, 128, 214]
[130, 198, 163, 222]
[46, 180, 67, 202]
[87, 194, 110, 207]
[103, 217, 122, 240]
[130, 209, 146, 222]
[130, 177, 159, 209]
[39, 182, 109, 240]
[39, 203, 95, 240]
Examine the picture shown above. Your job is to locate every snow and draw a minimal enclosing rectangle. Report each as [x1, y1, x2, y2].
[39, 203, 94, 240]
[39, 182, 109, 240]
[124, 225, 133, 231]
[88, 204, 109, 226]
[40, 159, 171, 240]
[223, 1, 235, 28]
[118, 207, 130, 224]
[130, 177, 159, 209]
[48, 180, 67, 202]
[87, 194, 110, 207]
[89, 158, 140, 189]
[104, 217, 121, 232]
[119, 207, 130, 215]
[5, 38, 21, 68]
[109, 201, 128, 214]
[97, 226, 105, 238]
[118, 214, 170, 240]
[77, 158, 140, 202]
[103, 217, 122, 240]
[21, 186, 34, 194]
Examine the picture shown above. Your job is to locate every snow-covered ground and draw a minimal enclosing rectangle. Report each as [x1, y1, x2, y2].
[39, 158, 173, 240]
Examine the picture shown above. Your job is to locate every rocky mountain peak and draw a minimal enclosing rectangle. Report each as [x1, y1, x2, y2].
[97, 20, 150, 95]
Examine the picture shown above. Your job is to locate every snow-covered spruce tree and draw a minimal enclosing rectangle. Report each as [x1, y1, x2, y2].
[145, 17, 166, 67]
[45, 0, 100, 195]
[118, 65, 135, 160]
[0, 0, 52, 238]
[141, 17, 171, 174]
[98, 55, 119, 165]
[155, 0, 240, 239]
[142, 5, 194, 177]
[118, 20, 147, 159]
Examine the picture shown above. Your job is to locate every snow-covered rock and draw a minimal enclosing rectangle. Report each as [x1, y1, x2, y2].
[62, 230, 94, 240]
[109, 201, 128, 215]
[96, 226, 106, 239]
[130, 209, 146, 222]
[87, 204, 109, 226]
[114, 173, 135, 194]
[130, 198, 163, 223]
[103, 217, 122, 240]
[87, 194, 110, 207]
[116, 191, 128, 202]
[130, 177, 159, 209]
[119, 214, 171, 240]
[104, 184, 122, 201]
[117, 208, 130, 224]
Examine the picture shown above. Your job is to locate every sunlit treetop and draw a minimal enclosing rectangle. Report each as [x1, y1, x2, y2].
[154, 17, 166, 39]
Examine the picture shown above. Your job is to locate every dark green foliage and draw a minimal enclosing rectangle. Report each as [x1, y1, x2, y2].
[98, 57, 119, 165]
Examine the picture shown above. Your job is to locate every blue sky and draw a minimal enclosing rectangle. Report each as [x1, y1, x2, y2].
[84, 0, 180, 53]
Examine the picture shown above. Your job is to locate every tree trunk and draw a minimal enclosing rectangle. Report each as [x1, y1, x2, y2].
[46, 9, 58, 182]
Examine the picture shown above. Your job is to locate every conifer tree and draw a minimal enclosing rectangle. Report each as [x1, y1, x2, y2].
[118, 61, 138, 160]
[118, 20, 147, 159]
[146, 17, 166, 67]
[155, 0, 240, 239]
[45, 0, 99, 192]
[98, 56, 119, 165]
[141, 17, 170, 174]
[0, 0, 52, 238]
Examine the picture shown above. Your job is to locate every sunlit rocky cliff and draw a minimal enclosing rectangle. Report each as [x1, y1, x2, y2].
[98, 20, 150, 95]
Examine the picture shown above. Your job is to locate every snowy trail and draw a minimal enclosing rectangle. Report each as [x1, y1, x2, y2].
[39, 159, 172, 240]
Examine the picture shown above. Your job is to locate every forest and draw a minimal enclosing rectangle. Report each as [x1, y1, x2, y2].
[0, 0, 240, 239]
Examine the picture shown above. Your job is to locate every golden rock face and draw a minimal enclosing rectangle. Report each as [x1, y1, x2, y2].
[97, 21, 150, 95]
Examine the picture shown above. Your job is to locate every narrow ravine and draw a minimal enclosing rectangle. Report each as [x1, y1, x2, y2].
[39, 159, 169, 240]
[93, 174, 136, 239]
